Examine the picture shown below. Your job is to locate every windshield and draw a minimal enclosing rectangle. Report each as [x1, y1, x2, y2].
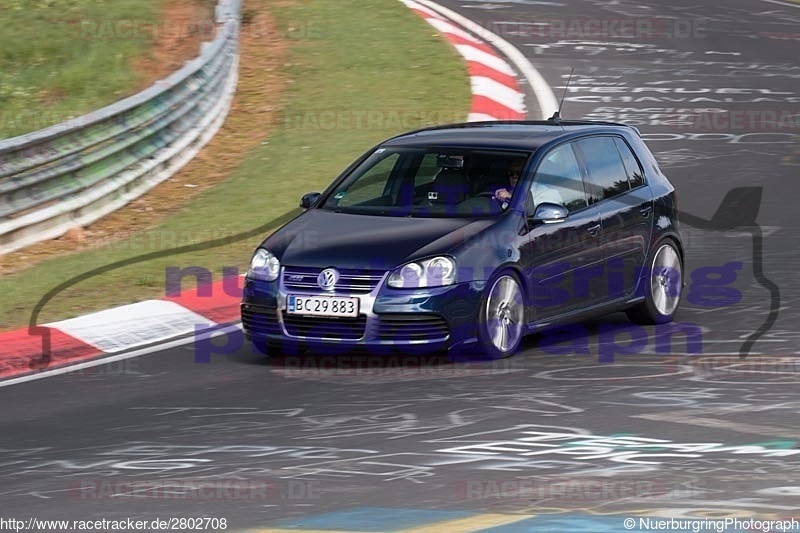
[319, 147, 532, 218]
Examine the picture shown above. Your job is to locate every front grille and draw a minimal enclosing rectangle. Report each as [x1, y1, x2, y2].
[283, 266, 385, 294]
[241, 304, 281, 335]
[283, 314, 366, 340]
[376, 314, 450, 342]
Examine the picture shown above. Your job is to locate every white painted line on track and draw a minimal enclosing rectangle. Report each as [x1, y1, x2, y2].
[761, 0, 800, 8]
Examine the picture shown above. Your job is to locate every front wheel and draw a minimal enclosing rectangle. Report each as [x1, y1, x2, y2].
[627, 240, 683, 325]
[476, 272, 525, 359]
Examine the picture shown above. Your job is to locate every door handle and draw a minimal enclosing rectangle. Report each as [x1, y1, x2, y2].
[587, 223, 601, 236]
[640, 205, 653, 218]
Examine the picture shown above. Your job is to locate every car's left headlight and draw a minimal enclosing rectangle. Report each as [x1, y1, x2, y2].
[248, 248, 280, 281]
[387, 256, 456, 288]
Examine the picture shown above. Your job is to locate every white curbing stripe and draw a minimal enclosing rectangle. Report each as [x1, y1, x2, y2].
[467, 112, 501, 122]
[470, 76, 527, 114]
[48, 300, 217, 353]
[452, 44, 519, 77]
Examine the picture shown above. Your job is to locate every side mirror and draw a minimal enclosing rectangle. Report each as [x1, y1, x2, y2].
[531, 202, 568, 224]
[300, 192, 321, 209]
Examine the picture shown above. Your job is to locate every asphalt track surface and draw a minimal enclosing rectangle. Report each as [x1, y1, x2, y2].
[2, 0, 800, 531]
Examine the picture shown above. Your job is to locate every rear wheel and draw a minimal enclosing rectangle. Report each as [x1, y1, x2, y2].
[627, 241, 683, 324]
[476, 272, 525, 359]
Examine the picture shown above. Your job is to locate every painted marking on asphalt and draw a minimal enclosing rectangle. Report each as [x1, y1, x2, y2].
[761, 0, 800, 8]
[249, 510, 534, 532]
[246, 511, 759, 533]
[270, 507, 474, 531]
[253, 530, 370, 533]
[482, 515, 706, 533]
[408, 513, 532, 532]
[635, 411, 800, 439]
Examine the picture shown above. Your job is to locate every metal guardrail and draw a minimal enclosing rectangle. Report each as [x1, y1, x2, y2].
[0, 0, 241, 254]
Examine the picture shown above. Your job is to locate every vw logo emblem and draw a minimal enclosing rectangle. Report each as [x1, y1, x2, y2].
[317, 268, 339, 291]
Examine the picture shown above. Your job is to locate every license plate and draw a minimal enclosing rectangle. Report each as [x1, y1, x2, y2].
[286, 295, 359, 317]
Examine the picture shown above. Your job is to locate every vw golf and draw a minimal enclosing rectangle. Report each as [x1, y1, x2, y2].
[241, 121, 684, 359]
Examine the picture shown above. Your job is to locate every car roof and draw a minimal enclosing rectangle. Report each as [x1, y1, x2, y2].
[380, 120, 640, 151]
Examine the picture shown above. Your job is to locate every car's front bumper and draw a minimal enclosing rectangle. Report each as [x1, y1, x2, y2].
[241, 273, 484, 354]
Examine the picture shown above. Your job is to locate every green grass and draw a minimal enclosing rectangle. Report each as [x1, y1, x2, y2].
[0, 0, 171, 139]
[0, 0, 470, 329]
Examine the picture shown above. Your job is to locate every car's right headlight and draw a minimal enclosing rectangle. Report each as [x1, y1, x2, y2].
[248, 248, 280, 281]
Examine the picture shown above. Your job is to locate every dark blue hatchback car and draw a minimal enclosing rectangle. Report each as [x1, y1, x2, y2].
[241, 121, 684, 359]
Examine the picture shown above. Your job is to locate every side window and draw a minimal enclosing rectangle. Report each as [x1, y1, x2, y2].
[529, 142, 587, 213]
[577, 136, 631, 203]
[614, 137, 645, 188]
[336, 153, 399, 207]
[414, 153, 440, 188]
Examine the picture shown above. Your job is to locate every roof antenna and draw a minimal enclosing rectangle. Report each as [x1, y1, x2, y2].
[549, 67, 574, 122]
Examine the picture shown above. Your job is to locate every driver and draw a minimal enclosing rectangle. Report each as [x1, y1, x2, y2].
[492, 159, 523, 202]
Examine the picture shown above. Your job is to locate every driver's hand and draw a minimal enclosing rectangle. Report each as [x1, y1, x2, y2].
[495, 188, 512, 201]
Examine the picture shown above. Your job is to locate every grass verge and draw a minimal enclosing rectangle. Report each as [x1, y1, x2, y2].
[0, 0, 213, 139]
[0, 0, 470, 329]
[1, 0, 155, 138]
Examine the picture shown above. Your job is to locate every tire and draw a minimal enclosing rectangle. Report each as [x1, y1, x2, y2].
[626, 240, 683, 325]
[475, 271, 526, 359]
